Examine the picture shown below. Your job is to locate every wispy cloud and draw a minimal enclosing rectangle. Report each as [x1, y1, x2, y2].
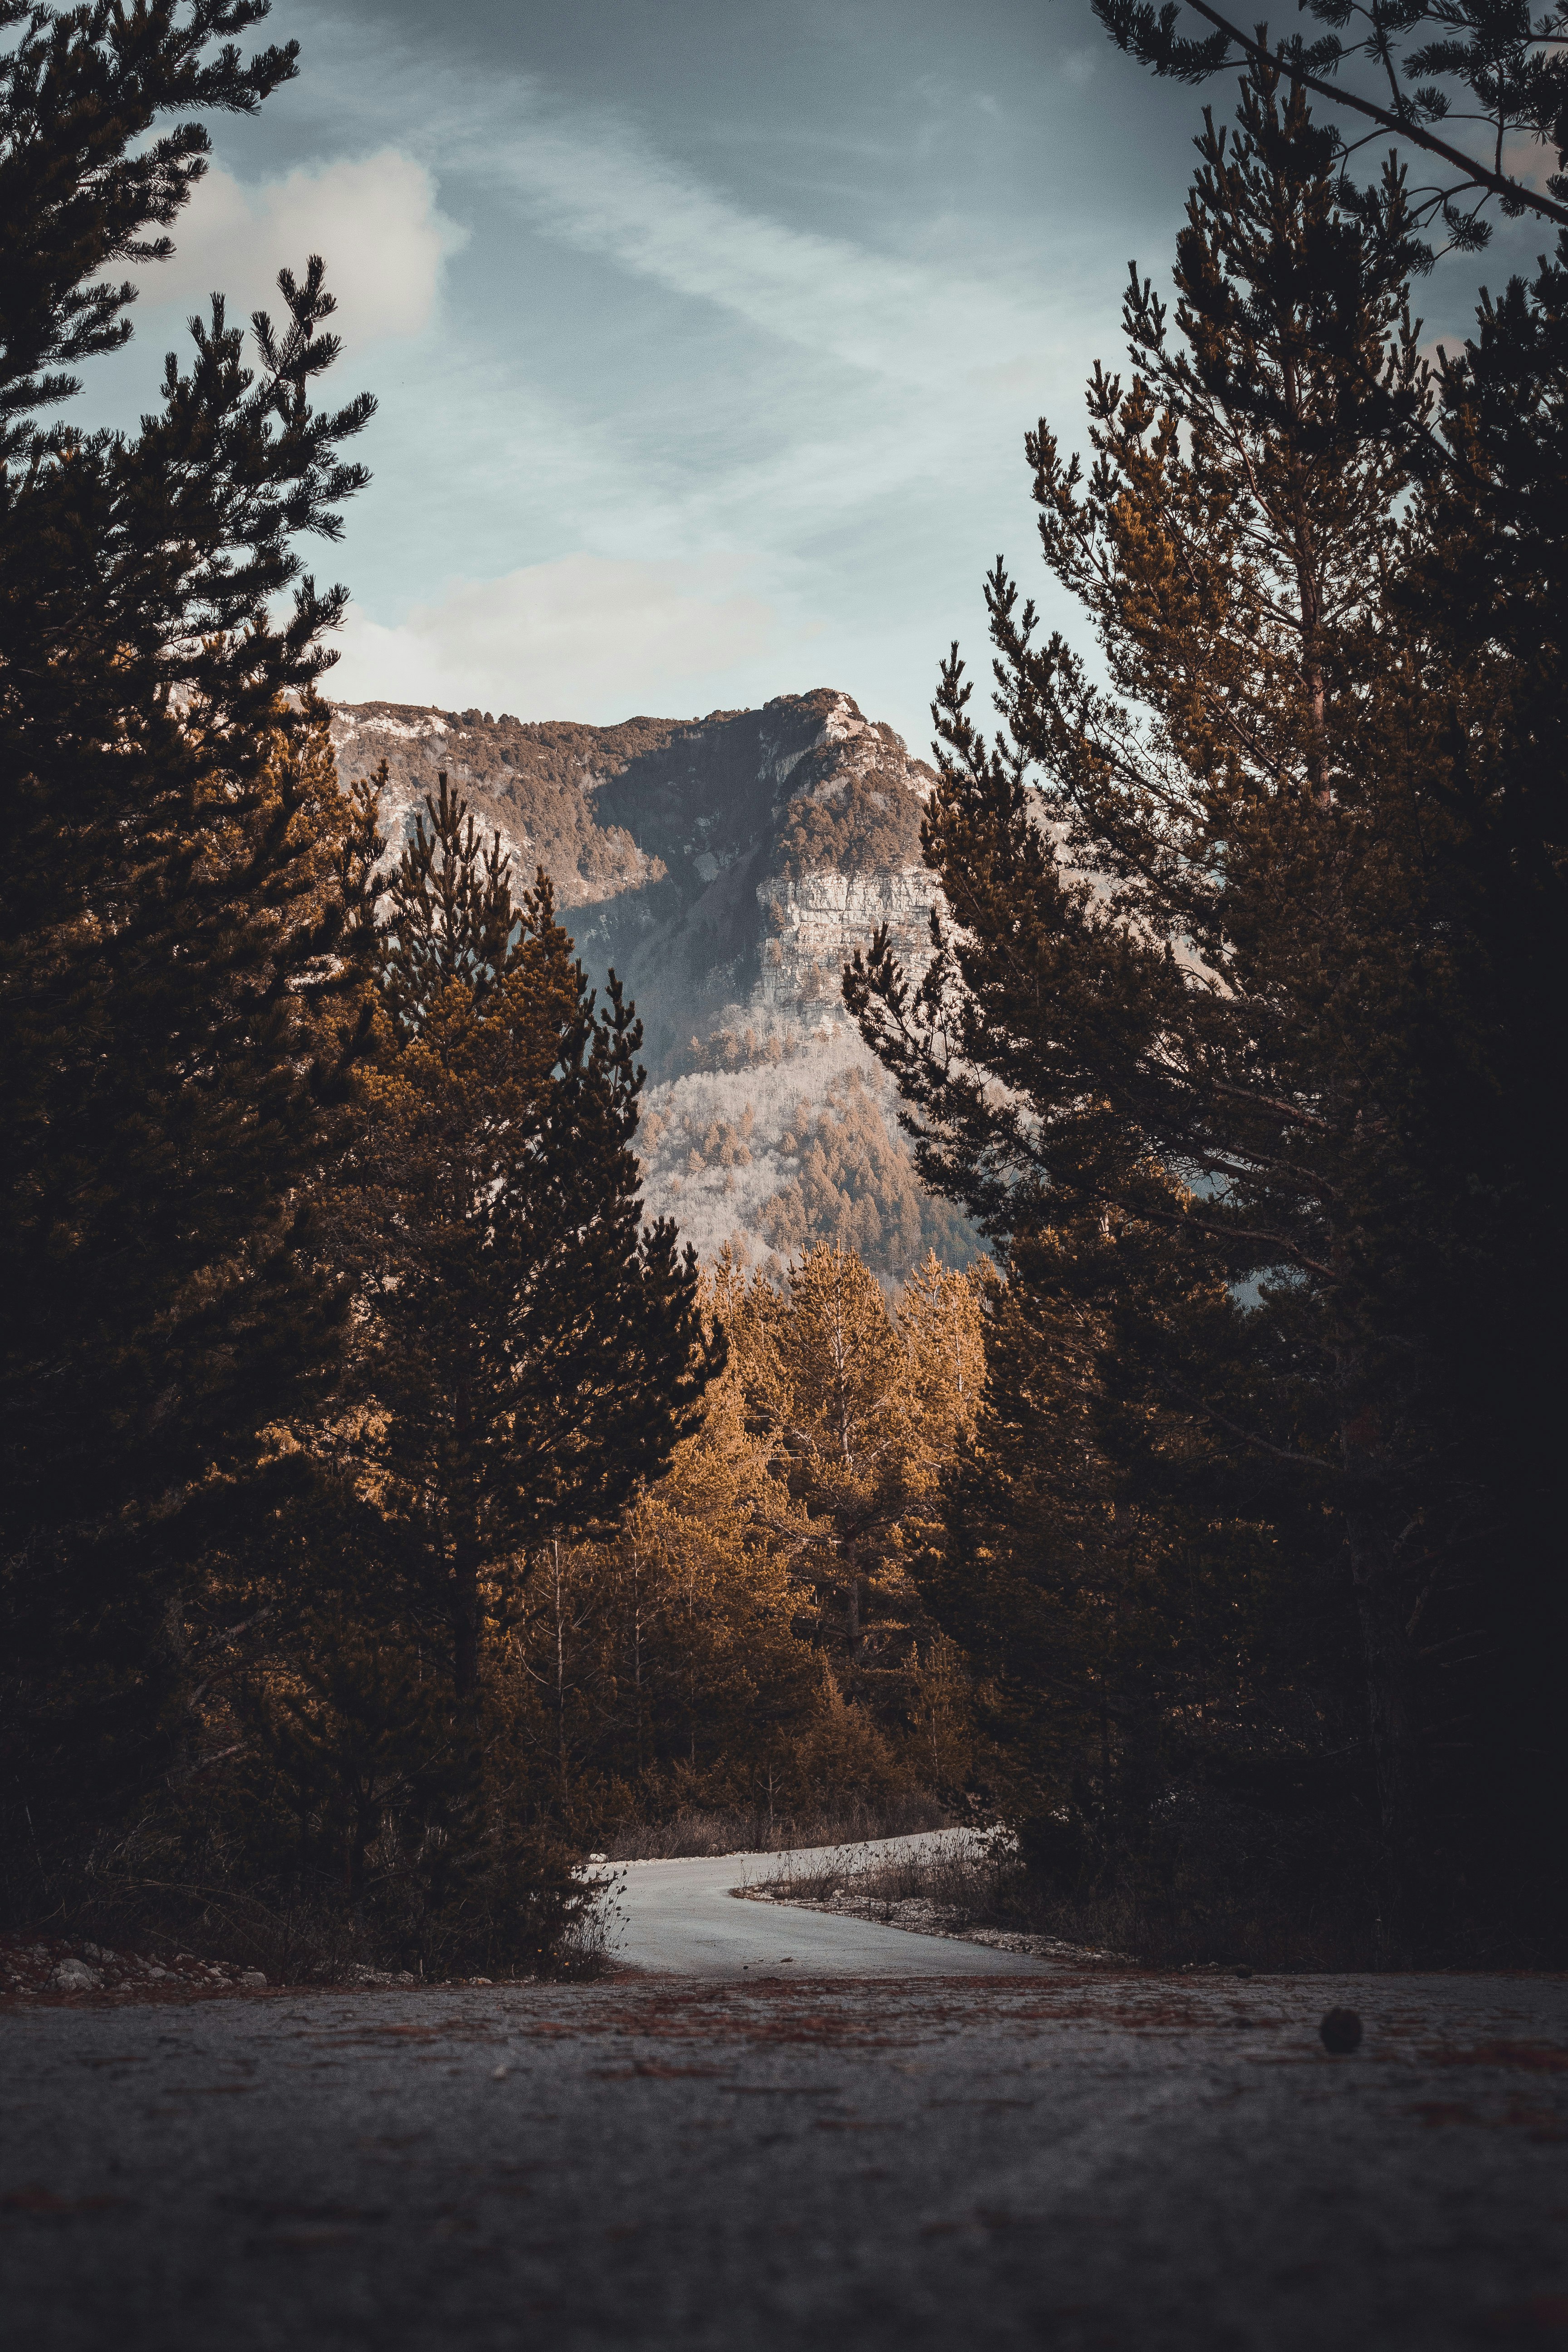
[200, 0, 1144, 743]
[492, 112, 1049, 386]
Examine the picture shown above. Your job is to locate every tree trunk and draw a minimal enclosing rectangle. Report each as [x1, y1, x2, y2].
[1336, 1308, 1414, 1958]
[1347, 1512, 1413, 1962]
[845, 1566, 862, 1679]
[449, 1362, 483, 1700]
[630, 1537, 645, 1779]
[451, 1532, 480, 1701]
[553, 1542, 570, 1808]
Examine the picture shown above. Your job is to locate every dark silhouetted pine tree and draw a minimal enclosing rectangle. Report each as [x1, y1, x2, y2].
[0, 3, 378, 1906]
[849, 65, 1564, 1955]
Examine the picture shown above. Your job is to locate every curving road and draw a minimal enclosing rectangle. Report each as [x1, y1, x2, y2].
[603, 1831, 1044, 1977]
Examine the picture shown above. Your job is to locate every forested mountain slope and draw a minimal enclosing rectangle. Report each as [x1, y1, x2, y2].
[328, 692, 974, 1275]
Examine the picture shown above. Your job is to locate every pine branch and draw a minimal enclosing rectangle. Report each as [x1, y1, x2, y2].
[1093, 0, 1568, 228]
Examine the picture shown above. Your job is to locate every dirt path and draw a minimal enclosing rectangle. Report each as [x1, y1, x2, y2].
[606, 1829, 1041, 1975]
[3, 1968, 1564, 2349]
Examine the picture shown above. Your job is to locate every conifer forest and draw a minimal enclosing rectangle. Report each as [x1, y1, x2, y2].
[3, 0, 1565, 1987]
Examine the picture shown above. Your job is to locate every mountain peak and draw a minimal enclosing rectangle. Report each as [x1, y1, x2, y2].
[327, 693, 969, 1277]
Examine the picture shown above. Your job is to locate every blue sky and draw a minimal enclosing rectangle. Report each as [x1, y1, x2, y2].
[77, 0, 1555, 751]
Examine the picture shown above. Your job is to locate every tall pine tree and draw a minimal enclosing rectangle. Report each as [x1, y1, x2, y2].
[360, 775, 720, 1700]
[848, 64, 1547, 1952]
[0, 2, 378, 1906]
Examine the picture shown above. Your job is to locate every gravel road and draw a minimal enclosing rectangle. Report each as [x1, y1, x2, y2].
[606, 1830, 1041, 1976]
[4, 1960, 1565, 2350]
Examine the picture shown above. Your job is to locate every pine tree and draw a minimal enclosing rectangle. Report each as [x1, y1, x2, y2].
[0, 3, 377, 1903]
[847, 66, 1514, 1949]
[1089, 0, 1568, 240]
[920, 1202, 1343, 1935]
[1379, 241, 1568, 1940]
[362, 775, 719, 1700]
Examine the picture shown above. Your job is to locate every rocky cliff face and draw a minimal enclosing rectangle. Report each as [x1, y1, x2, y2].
[323, 701, 672, 910]
[327, 690, 971, 1277]
[753, 868, 934, 1019]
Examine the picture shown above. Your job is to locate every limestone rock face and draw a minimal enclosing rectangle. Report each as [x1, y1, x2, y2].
[326, 688, 968, 1276]
[755, 867, 935, 1019]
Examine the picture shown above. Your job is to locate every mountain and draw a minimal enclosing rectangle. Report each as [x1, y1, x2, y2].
[327, 689, 975, 1278]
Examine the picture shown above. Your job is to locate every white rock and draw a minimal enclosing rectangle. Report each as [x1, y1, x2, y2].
[239, 1970, 267, 1989]
[48, 1958, 101, 1991]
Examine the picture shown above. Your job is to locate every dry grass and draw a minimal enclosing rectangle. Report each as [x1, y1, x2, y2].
[760, 1836, 1002, 1912]
[757, 1835, 1377, 1971]
[602, 1793, 948, 1862]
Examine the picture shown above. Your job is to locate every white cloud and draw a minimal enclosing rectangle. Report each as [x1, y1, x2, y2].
[137, 151, 466, 351]
[326, 553, 785, 718]
[1499, 136, 1560, 196]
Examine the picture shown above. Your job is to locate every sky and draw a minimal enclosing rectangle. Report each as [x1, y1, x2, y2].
[74, 0, 1558, 753]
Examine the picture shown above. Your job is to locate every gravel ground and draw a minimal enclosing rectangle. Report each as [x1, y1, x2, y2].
[3, 1967, 1565, 2351]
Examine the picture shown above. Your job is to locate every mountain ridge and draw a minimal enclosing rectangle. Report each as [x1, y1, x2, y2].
[327, 691, 972, 1277]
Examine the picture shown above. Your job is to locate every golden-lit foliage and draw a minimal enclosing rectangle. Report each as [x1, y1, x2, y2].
[459, 1242, 991, 1836]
